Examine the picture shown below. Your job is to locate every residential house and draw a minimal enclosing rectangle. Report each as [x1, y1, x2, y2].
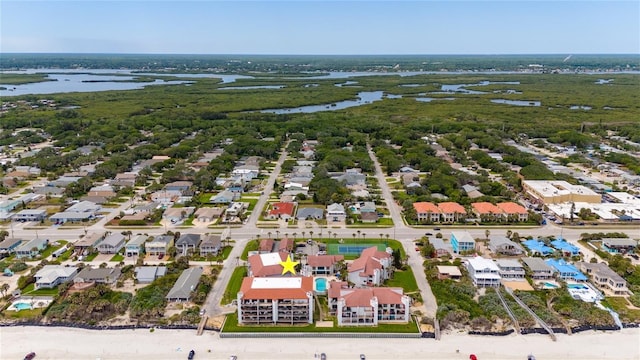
[150, 190, 181, 205]
[74, 232, 106, 254]
[210, 190, 237, 204]
[225, 202, 246, 217]
[522, 239, 555, 256]
[12, 209, 47, 222]
[237, 276, 314, 324]
[437, 202, 467, 223]
[551, 239, 580, 256]
[497, 202, 529, 222]
[87, 185, 117, 199]
[428, 238, 452, 258]
[450, 231, 476, 254]
[34, 265, 78, 289]
[466, 256, 501, 287]
[277, 238, 294, 253]
[578, 262, 629, 296]
[74, 266, 122, 285]
[495, 259, 526, 280]
[296, 207, 324, 220]
[175, 234, 201, 256]
[97, 233, 126, 254]
[135, 266, 167, 284]
[436, 265, 462, 280]
[303, 255, 344, 276]
[360, 212, 379, 223]
[125, 235, 148, 257]
[462, 184, 484, 199]
[232, 165, 260, 179]
[145, 235, 174, 256]
[347, 246, 392, 287]
[488, 235, 524, 256]
[199, 234, 223, 256]
[258, 239, 275, 254]
[49, 200, 101, 224]
[111, 173, 137, 187]
[49, 176, 82, 188]
[332, 285, 411, 326]
[164, 181, 193, 192]
[601, 238, 637, 254]
[162, 206, 195, 224]
[414, 202, 440, 223]
[15, 238, 49, 259]
[521, 257, 555, 280]
[247, 252, 290, 277]
[267, 202, 296, 221]
[166, 267, 203, 302]
[32, 186, 65, 197]
[545, 259, 588, 282]
[194, 207, 223, 223]
[0, 238, 23, 255]
[326, 203, 346, 223]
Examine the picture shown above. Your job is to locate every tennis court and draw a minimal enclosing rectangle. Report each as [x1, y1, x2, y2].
[327, 243, 386, 256]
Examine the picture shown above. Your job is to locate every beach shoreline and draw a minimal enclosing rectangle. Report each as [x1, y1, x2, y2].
[1, 326, 639, 360]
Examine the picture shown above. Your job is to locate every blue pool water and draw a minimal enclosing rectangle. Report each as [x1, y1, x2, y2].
[567, 283, 588, 290]
[13, 302, 32, 311]
[315, 278, 327, 292]
[543, 282, 559, 289]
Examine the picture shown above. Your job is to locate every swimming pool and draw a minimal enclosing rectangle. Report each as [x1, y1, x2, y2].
[11, 302, 32, 311]
[567, 283, 588, 290]
[542, 282, 559, 289]
[315, 277, 327, 292]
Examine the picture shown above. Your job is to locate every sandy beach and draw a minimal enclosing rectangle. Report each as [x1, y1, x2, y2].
[1, 326, 639, 360]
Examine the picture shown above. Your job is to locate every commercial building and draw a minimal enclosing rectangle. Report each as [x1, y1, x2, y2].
[522, 180, 601, 205]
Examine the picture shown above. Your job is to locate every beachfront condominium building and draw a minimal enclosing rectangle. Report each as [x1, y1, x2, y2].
[237, 277, 314, 325]
[450, 231, 476, 254]
[466, 256, 501, 287]
[331, 284, 411, 326]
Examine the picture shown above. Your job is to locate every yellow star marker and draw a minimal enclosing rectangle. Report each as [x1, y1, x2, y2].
[280, 255, 299, 275]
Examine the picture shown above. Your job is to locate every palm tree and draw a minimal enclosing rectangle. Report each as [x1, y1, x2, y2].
[485, 229, 490, 241]
[328, 230, 332, 240]
[361, 232, 366, 240]
[506, 230, 513, 239]
[357, 230, 361, 239]
[309, 230, 314, 239]
[285, 233, 289, 239]
[293, 232, 297, 240]
[380, 233, 384, 240]
[275, 230, 280, 239]
[1, 283, 9, 297]
[333, 233, 337, 240]
[267, 231, 272, 239]
[352, 233, 357, 240]
[301, 231, 306, 239]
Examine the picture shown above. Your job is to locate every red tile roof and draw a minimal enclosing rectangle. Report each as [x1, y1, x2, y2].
[471, 202, 502, 215]
[259, 239, 274, 252]
[278, 238, 294, 252]
[307, 255, 344, 268]
[269, 202, 295, 217]
[413, 202, 439, 214]
[247, 252, 288, 277]
[348, 246, 390, 277]
[341, 287, 405, 307]
[239, 276, 313, 300]
[328, 281, 348, 298]
[437, 202, 466, 214]
[496, 202, 528, 214]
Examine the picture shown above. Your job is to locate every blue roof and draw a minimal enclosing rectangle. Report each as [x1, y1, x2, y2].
[551, 240, 580, 255]
[522, 240, 554, 255]
[545, 259, 588, 281]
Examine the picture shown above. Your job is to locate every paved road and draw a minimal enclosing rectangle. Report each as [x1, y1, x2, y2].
[2, 144, 638, 323]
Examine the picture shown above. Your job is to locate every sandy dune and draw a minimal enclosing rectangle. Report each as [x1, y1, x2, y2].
[1, 326, 638, 360]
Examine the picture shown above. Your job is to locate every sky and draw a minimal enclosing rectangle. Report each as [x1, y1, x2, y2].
[1, 1, 639, 55]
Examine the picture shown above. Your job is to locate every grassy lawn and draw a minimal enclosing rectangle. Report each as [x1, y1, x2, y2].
[110, 254, 125, 262]
[1, 308, 44, 320]
[386, 268, 419, 293]
[241, 197, 259, 211]
[222, 312, 419, 333]
[21, 283, 59, 296]
[604, 297, 640, 323]
[222, 266, 247, 304]
[40, 240, 69, 258]
[197, 193, 215, 204]
[241, 240, 259, 260]
[85, 252, 99, 261]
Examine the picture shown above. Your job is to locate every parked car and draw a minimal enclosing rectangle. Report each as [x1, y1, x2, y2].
[188, 350, 195, 360]
[360, 354, 366, 360]
[229, 356, 237, 360]
[320, 353, 327, 360]
[24, 352, 36, 360]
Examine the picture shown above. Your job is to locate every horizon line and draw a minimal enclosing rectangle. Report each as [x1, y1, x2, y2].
[2, 52, 639, 57]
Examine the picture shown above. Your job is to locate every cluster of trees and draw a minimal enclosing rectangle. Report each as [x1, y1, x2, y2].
[46, 285, 132, 324]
